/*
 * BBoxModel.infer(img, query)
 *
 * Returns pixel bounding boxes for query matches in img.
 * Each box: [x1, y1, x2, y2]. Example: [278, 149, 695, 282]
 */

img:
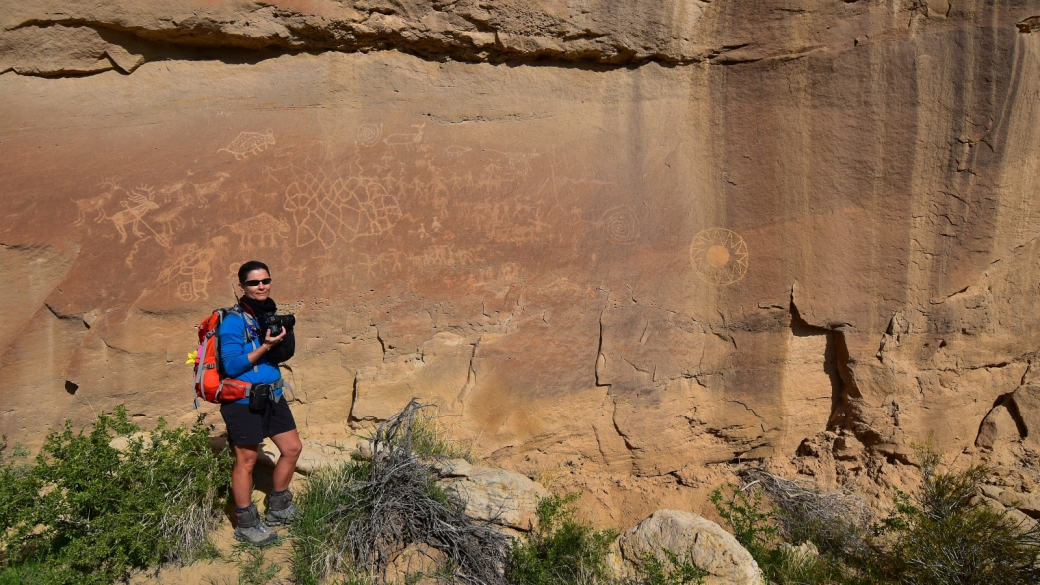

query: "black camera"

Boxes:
[265, 313, 296, 337]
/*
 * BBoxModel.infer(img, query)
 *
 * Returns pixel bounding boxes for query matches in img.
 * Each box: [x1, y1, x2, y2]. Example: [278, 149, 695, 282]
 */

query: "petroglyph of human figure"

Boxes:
[158, 238, 225, 301]
[109, 186, 160, 243]
[220, 130, 276, 160]
[228, 213, 291, 248]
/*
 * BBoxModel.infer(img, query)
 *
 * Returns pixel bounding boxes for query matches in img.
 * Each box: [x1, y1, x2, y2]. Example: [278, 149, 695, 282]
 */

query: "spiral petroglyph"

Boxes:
[690, 228, 748, 285]
[601, 206, 639, 244]
[358, 123, 381, 147]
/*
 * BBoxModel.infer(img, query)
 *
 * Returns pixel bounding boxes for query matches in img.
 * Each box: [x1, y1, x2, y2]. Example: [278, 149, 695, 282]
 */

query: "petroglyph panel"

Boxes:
[689, 228, 749, 285]
[13, 14, 1032, 526]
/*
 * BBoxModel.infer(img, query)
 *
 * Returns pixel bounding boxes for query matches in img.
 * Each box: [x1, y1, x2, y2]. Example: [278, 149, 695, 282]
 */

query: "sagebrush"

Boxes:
[0, 406, 231, 585]
[291, 400, 509, 585]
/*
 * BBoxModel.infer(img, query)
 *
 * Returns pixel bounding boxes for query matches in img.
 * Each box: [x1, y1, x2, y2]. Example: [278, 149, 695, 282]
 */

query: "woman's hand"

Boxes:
[247, 327, 287, 365]
[262, 327, 287, 349]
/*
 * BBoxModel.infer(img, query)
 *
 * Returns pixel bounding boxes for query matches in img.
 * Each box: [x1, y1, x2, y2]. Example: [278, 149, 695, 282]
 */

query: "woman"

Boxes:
[219, 260, 302, 546]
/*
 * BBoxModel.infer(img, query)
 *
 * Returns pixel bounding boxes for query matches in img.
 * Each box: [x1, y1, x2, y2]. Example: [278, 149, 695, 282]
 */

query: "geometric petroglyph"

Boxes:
[601, 206, 639, 245]
[282, 159, 403, 249]
[228, 212, 291, 248]
[358, 123, 382, 147]
[689, 228, 749, 285]
[219, 130, 275, 160]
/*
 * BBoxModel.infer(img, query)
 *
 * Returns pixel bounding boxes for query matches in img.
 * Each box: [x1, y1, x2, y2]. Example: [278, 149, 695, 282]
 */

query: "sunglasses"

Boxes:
[243, 278, 272, 287]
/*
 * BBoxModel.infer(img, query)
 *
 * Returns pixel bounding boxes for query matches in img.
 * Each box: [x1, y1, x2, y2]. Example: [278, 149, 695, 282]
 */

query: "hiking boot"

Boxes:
[266, 489, 297, 527]
[234, 503, 278, 547]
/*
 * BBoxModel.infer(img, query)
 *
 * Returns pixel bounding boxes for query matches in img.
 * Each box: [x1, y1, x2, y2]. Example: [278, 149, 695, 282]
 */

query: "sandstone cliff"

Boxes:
[3, 0, 1040, 524]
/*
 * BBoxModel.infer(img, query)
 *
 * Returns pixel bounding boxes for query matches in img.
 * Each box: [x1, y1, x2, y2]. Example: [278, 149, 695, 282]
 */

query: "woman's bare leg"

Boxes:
[231, 444, 259, 508]
[269, 429, 302, 492]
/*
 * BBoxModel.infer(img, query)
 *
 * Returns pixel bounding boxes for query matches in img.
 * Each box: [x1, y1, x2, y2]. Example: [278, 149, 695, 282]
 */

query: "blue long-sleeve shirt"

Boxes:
[218, 310, 283, 404]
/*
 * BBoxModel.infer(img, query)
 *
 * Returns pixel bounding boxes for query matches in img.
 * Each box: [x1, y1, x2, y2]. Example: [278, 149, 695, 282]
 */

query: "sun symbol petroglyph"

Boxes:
[219, 130, 275, 160]
[357, 123, 382, 147]
[690, 228, 748, 285]
[228, 213, 290, 248]
[600, 206, 639, 245]
[282, 158, 403, 249]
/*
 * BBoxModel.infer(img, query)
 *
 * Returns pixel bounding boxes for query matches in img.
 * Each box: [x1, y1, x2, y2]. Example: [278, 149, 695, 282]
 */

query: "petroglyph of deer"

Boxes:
[158, 170, 194, 203]
[74, 178, 122, 225]
[191, 172, 230, 205]
[109, 186, 159, 243]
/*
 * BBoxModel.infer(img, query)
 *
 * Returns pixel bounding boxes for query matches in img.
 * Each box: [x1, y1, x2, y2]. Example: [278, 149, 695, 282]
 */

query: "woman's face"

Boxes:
[240, 269, 272, 302]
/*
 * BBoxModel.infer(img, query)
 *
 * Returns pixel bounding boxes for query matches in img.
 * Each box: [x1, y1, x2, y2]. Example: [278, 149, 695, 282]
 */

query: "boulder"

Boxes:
[436, 459, 548, 530]
[609, 510, 764, 585]
[975, 404, 1020, 449]
[779, 541, 819, 565]
[994, 490, 1040, 520]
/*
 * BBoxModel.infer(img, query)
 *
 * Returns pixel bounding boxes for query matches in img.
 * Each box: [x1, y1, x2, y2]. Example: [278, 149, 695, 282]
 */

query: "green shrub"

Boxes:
[880, 451, 1040, 584]
[710, 483, 883, 585]
[508, 493, 617, 585]
[708, 485, 777, 559]
[631, 551, 706, 585]
[0, 406, 231, 585]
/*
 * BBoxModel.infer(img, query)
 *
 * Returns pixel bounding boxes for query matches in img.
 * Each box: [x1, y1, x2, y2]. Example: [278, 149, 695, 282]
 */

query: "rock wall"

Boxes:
[3, 0, 1040, 524]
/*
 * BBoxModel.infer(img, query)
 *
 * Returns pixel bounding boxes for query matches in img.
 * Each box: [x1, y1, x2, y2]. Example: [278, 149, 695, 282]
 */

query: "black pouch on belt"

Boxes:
[249, 383, 272, 410]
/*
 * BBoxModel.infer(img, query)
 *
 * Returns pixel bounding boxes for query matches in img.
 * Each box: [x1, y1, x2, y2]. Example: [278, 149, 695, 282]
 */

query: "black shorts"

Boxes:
[220, 399, 297, 446]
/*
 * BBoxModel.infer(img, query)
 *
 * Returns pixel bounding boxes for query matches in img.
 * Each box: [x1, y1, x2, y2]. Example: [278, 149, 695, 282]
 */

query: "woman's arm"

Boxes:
[219, 313, 286, 378]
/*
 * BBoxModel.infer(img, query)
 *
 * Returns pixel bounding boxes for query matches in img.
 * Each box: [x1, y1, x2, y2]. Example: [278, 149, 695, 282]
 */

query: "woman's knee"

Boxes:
[233, 446, 259, 468]
[271, 430, 303, 460]
[280, 439, 302, 460]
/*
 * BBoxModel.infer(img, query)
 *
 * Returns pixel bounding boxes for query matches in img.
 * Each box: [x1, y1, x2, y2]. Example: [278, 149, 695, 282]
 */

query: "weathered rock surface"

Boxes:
[436, 458, 548, 530]
[4, 0, 1040, 524]
[609, 509, 763, 585]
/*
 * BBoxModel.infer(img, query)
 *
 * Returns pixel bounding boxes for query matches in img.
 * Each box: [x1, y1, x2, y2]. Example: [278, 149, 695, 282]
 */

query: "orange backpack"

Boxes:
[192, 306, 255, 408]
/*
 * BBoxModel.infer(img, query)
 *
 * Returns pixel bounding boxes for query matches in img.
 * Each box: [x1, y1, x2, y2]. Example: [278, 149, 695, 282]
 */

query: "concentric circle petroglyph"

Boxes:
[357, 123, 381, 147]
[690, 228, 748, 285]
[602, 206, 639, 244]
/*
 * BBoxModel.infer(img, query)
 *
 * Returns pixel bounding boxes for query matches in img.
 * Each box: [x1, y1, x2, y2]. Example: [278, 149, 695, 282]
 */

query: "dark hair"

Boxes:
[238, 260, 270, 283]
